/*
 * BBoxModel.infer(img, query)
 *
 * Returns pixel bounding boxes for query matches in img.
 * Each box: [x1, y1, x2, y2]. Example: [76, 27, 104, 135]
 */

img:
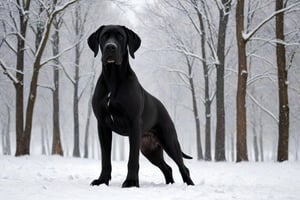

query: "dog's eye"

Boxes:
[101, 33, 109, 41]
[116, 33, 124, 40]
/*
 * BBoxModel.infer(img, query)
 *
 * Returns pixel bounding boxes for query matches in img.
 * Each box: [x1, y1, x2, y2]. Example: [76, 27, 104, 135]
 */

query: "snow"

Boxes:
[1, 156, 300, 200]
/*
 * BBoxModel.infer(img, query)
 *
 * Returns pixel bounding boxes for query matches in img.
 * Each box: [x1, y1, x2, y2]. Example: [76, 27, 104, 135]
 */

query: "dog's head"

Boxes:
[87, 25, 141, 65]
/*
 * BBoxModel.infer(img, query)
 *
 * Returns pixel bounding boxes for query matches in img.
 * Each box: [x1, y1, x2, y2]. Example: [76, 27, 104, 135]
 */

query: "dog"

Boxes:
[87, 25, 194, 188]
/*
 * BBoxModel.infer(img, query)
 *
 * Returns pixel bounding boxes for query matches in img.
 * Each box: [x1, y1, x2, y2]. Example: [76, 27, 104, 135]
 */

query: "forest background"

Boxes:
[0, 0, 300, 163]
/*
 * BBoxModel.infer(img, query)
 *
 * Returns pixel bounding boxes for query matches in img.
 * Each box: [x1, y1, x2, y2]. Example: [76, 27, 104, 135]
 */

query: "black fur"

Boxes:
[88, 25, 194, 188]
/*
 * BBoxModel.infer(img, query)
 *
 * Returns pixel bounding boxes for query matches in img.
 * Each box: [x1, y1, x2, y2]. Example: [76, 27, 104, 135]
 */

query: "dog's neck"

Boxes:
[102, 53, 133, 96]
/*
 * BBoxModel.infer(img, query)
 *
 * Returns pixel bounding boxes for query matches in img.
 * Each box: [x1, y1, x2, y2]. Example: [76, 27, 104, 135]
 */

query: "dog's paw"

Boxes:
[184, 177, 194, 186]
[122, 179, 139, 188]
[90, 178, 109, 186]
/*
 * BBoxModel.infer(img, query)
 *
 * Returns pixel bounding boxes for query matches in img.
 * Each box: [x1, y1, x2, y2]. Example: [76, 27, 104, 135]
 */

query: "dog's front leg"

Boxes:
[91, 123, 112, 186]
[122, 119, 142, 188]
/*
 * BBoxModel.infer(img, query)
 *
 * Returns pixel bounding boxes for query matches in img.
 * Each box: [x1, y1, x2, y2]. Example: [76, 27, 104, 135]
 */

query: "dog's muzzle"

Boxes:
[103, 42, 120, 65]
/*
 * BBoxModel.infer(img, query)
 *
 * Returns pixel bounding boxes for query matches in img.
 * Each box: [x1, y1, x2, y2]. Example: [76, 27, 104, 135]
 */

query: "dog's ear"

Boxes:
[123, 26, 141, 59]
[87, 26, 104, 57]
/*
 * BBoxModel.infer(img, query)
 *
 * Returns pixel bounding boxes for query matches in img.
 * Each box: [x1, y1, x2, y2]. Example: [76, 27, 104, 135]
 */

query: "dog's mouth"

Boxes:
[103, 53, 121, 65]
[106, 59, 116, 64]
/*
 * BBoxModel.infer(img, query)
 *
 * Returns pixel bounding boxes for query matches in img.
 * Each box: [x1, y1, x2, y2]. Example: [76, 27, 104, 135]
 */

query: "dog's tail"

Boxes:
[182, 152, 193, 159]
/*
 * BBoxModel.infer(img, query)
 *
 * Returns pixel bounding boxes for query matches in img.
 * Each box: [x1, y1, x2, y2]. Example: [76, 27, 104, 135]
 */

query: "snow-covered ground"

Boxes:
[0, 156, 299, 200]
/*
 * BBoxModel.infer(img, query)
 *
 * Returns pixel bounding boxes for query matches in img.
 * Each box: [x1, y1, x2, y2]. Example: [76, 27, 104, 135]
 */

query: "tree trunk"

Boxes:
[72, 38, 81, 158]
[259, 123, 264, 161]
[252, 120, 259, 162]
[84, 65, 95, 158]
[83, 112, 91, 158]
[186, 57, 203, 160]
[83, 110, 91, 158]
[51, 16, 63, 156]
[41, 126, 46, 155]
[215, 0, 231, 162]
[250, 87, 259, 162]
[84, 82, 94, 158]
[235, 0, 248, 162]
[4, 105, 11, 155]
[1, 105, 11, 155]
[72, 3, 84, 157]
[23, 63, 41, 154]
[276, 0, 289, 162]
[73, 61, 80, 157]
[1, 128, 4, 154]
[15, 0, 31, 156]
[294, 135, 299, 161]
[196, 5, 211, 161]
[231, 131, 235, 162]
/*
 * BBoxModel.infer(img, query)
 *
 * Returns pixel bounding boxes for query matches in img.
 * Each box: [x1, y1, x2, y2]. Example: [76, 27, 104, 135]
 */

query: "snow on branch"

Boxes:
[78, 78, 92, 101]
[34, 0, 79, 63]
[210, 90, 216, 102]
[158, 65, 191, 89]
[170, 83, 192, 92]
[40, 33, 86, 67]
[251, 37, 300, 47]
[176, 0, 202, 35]
[243, 2, 300, 41]
[52, 0, 79, 16]
[37, 83, 55, 91]
[36, 0, 51, 15]
[60, 62, 75, 84]
[247, 91, 278, 123]
[0, 58, 20, 85]
[247, 53, 276, 68]
[166, 68, 191, 79]
[174, 47, 206, 62]
[247, 71, 276, 87]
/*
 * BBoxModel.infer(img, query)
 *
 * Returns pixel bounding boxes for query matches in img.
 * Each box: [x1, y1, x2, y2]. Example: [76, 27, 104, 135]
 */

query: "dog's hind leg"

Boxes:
[140, 132, 174, 184]
[159, 124, 194, 186]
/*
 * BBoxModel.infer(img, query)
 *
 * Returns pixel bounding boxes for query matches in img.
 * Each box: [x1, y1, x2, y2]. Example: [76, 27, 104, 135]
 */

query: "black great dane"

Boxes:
[87, 25, 194, 188]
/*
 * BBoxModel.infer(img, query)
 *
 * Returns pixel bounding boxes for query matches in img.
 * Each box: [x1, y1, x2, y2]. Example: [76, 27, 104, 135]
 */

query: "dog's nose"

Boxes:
[104, 43, 117, 52]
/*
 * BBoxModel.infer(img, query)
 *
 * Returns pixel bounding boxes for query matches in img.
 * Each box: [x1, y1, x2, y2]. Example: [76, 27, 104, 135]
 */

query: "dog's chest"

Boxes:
[105, 92, 113, 121]
[103, 92, 130, 134]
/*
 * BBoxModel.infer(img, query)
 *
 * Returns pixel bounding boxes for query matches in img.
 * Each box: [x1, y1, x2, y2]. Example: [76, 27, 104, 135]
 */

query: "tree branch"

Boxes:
[0, 59, 20, 85]
[247, 91, 278, 123]
[40, 33, 86, 67]
[243, 1, 300, 41]
[60, 62, 75, 84]
[37, 83, 55, 91]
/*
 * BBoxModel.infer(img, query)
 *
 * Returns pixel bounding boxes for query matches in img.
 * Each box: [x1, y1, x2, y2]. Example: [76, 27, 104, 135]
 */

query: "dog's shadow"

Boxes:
[107, 181, 171, 188]
[141, 182, 171, 188]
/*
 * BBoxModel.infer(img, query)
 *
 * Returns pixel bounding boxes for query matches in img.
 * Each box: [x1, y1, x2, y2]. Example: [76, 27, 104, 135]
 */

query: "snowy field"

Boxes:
[0, 156, 300, 200]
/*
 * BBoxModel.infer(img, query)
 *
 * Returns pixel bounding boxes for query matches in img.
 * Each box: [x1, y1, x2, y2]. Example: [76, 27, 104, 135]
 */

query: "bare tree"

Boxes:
[214, 0, 232, 162]
[1, 104, 11, 155]
[24, 0, 79, 155]
[0, 0, 31, 156]
[65, 2, 88, 157]
[41, 124, 50, 155]
[186, 55, 203, 160]
[190, 0, 213, 161]
[276, 0, 289, 162]
[235, 0, 249, 162]
[145, 0, 224, 160]
[84, 61, 95, 158]
[0, 0, 79, 155]
[249, 87, 259, 162]
[234, 0, 300, 162]
[51, 3, 63, 156]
